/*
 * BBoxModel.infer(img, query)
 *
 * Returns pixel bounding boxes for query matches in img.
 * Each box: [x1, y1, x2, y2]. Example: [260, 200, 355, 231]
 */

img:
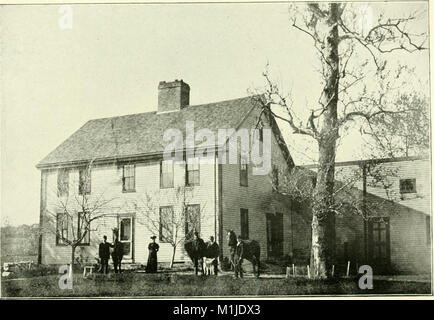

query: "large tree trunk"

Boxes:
[310, 3, 340, 279]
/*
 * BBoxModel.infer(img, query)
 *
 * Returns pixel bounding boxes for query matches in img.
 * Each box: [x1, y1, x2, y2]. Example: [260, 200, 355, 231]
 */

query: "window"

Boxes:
[160, 160, 174, 189]
[400, 179, 416, 194]
[186, 158, 200, 186]
[185, 204, 200, 240]
[159, 206, 174, 243]
[56, 212, 69, 245]
[79, 167, 91, 195]
[259, 126, 264, 142]
[240, 208, 249, 239]
[272, 165, 279, 188]
[57, 168, 69, 197]
[240, 155, 248, 186]
[119, 217, 133, 259]
[77, 212, 90, 245]
[426, 216, 431, 246]
[123, 164, 135, 192]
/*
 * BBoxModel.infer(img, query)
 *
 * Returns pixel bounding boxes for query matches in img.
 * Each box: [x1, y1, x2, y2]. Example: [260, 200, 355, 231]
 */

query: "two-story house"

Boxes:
[36, 80, 298, 266]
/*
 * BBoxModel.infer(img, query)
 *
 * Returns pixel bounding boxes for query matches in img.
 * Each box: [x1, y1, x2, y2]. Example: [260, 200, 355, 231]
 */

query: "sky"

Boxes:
[1, 2, 429, 226]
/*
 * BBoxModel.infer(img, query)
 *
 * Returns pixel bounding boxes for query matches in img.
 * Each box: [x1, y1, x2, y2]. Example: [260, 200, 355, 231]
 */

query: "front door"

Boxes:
[368, 217, 390, 273]
[119, 217, 134, 261]
[266, 212, 284, 258]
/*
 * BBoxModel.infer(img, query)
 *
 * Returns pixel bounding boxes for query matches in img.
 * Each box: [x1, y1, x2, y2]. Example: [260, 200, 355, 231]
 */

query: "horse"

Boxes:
[184, 237, 220, 275]
[227, 230, 261, 278]
[184, 237, 207, 275]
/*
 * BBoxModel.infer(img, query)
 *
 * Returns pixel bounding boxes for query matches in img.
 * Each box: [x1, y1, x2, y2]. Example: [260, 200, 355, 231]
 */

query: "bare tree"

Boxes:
[42, 161, 117, 267]
[361, 92, 429, 158]
[253, 3, 427, 278]
[134, 186, 206, 268]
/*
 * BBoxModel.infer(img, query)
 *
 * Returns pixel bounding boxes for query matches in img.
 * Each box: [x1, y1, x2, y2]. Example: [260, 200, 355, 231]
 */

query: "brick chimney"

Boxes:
[158, 80, 190, 113]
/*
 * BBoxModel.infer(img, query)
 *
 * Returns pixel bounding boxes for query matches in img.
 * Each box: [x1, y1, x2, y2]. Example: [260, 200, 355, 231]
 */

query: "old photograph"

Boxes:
[0, 1, 431, 298]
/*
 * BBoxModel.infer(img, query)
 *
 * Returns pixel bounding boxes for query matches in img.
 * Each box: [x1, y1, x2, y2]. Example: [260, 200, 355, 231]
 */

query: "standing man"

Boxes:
[111, 229, 124, 274]
[234, 235, 244, 278]
[192, 231, 205, 275]
[206, 236, 220, 275]
[98, 235, 111, 274]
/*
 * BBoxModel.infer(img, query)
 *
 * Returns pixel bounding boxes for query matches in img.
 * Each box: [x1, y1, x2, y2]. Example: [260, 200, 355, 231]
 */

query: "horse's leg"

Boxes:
[256, 256, 260, 278]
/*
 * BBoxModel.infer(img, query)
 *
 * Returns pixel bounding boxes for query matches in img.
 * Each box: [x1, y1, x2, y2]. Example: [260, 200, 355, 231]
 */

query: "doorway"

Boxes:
[266, 212, 284, 258]
[368, 217, 390, 272]
[118, 216, 134, 261]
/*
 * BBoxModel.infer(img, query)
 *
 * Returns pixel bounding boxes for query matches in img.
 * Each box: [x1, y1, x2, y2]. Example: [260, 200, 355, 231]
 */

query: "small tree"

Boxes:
[135, 186, 206, 268]
[42, 161, 117, 267]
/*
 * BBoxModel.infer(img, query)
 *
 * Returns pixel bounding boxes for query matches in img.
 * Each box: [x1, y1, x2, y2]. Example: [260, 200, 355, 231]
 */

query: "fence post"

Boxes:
[346, 261, 350, 277]
[307, 265, 311, 279]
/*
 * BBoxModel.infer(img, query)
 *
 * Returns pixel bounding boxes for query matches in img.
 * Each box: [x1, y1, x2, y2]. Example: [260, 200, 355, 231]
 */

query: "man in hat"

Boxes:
[111, 229, 124, 274]
[98, 235, 111, 274]
[206, 236, 220, 275]
[146, 235, 159, 273]
[234, 235, 245, 278]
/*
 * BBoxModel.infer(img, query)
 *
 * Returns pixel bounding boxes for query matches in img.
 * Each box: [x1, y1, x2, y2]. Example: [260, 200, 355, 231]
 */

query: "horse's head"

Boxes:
[227, 230, 237, 247]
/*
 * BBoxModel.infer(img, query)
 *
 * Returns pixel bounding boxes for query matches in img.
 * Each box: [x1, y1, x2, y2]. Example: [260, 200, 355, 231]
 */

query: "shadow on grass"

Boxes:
[2, 272, 431, 297]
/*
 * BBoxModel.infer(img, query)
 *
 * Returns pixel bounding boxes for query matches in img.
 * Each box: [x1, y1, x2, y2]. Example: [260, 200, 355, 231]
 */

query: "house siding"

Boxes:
[320, 158, 431, 274]
[40, 158, 217, 265]
[219, 109, 295, 260]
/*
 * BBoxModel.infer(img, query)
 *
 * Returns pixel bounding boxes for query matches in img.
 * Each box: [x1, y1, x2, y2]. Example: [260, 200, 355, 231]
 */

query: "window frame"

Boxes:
[240, 208, 249, 240]
[239, 155, 248, 187]
[77, 211, 90, 246]
[57, 168, 69, 197]
[399, 178, 416, 194]
[56, 212, 69, 246]
[78, 167, 91, 195]
[185, 204, 201, 240]
[272, 165, 279, 189]
[185, 158, 200, 187]
[159, 206, 174, 243]
[122, 164, 136, 192]
[160, 160, 174, 189]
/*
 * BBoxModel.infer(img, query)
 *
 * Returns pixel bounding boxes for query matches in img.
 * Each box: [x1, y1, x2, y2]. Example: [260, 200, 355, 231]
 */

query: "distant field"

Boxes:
[1, 255, 38, 264]
[2, 272, 430, 297]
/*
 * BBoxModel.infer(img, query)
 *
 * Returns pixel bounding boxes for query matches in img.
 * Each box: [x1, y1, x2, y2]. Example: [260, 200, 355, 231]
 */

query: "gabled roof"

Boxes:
[38, 95, 288, 168]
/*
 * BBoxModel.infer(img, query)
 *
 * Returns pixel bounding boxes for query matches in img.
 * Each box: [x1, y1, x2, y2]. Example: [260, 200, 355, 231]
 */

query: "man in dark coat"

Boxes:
[98, 235, 111, 274]
[111, 231, 124, 274]
[206, 236, 220, 275]
[192, 231, 205, 275]
[234, 235, 245, 278]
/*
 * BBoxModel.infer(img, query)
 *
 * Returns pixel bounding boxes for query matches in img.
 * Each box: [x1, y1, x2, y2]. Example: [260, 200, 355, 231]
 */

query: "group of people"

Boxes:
[98, 233, 124, 274]
[98, 233, 160, 274]
[98, 230, 245, 277]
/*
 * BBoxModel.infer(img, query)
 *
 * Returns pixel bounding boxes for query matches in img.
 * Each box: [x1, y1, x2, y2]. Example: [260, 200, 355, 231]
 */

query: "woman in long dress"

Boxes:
[146, 235, 159, 273]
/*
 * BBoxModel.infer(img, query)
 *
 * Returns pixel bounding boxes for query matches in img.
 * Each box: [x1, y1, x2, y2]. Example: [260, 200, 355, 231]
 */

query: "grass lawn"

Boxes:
[2, 272, 431, 297]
